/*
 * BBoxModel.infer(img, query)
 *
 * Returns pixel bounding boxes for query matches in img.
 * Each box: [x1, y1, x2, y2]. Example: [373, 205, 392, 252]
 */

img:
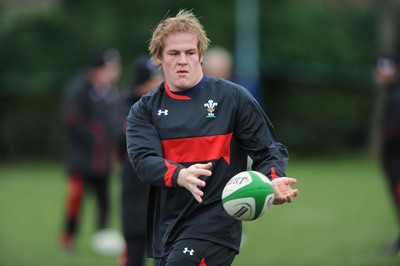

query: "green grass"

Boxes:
[0, 153, 399, 266]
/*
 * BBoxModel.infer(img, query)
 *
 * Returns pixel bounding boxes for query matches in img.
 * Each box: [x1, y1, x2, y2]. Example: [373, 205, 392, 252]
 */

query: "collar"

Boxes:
[164, 76, 210, 100]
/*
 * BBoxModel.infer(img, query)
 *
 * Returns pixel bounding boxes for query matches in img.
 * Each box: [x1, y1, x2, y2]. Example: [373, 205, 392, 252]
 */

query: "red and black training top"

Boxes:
[126, 76, 288, 259]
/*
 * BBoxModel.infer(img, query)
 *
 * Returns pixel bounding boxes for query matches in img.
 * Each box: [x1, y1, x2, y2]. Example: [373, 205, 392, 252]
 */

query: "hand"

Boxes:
[177, 162, 212, 203]
[271, 177, 298, 205]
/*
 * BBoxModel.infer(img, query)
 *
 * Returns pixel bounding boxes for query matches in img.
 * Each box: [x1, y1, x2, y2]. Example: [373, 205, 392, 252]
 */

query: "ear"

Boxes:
[154, 56, 162, 65]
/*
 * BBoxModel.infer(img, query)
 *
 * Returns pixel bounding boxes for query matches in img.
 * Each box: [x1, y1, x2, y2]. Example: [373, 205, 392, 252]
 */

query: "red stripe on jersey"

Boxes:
[123, 120, 128, 133]
[271, 167, 278, 180]
[161, 133, 232, 165]
[199, 257, 206, 266]
[164, 160, 177, 187]
[165, 82, 191, 100]
[66, 175, 83, 218]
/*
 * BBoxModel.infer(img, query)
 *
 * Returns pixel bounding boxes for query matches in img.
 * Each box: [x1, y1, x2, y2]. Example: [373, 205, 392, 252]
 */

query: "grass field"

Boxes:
[0, 152, 399, 266]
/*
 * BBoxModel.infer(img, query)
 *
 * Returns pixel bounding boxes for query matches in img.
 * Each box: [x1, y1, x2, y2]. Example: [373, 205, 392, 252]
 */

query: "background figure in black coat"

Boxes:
[117, 55, 164, 266]
[59, 49, 121, 251]
[373, 55, 400, 255]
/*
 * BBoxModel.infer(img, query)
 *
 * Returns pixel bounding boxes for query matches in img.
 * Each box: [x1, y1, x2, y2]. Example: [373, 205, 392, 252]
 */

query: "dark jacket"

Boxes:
[116, 89, 148, 236]
[63, 70, 117, 177]
[380, 79, 400, 174]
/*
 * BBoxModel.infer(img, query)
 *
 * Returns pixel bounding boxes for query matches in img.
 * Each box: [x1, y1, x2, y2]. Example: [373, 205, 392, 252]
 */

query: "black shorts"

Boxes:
[154, 239, 237, 266]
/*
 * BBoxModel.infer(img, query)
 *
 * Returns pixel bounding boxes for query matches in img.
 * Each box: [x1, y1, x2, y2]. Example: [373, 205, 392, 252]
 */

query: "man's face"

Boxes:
[156, 32, 203, 92]
[90, 61, 121, 93]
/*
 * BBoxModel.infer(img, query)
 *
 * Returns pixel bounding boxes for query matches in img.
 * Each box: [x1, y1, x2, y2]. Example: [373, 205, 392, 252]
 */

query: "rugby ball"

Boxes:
[222, 170, 274, 221]
[91, 229, 124, 256]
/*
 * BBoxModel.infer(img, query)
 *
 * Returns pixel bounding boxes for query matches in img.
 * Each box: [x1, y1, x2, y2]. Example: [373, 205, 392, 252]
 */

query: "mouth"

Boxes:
[177, 70, 188, 75]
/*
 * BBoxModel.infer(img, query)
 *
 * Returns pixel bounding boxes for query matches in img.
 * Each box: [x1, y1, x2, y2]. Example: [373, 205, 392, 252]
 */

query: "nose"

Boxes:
[178, 53, 188, 65]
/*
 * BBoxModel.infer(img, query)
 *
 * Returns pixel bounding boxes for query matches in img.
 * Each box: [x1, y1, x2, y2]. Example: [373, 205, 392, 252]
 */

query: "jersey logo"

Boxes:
[183, 247, 194, 255]
[204, 99, 218, 118]
[157, 109, 168, 116]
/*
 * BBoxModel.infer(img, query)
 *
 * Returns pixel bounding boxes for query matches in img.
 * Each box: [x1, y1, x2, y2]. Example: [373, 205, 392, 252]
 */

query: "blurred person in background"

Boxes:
[116, 55, 164, 266]
[59, 49, 121, 251]
[203, 46, 233, 80]
[203, 46, 254, 171]
[126, 10, 298, 265]
[373, 55, 400, 255]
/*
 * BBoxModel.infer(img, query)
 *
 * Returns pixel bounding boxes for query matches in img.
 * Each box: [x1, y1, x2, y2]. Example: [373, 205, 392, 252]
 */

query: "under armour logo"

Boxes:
[157, 109, 168, 115]
[183, 247, 194, 255]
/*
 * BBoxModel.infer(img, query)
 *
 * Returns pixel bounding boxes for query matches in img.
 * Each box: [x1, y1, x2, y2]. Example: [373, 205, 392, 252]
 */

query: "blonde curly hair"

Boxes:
[149, 9, 210, 64]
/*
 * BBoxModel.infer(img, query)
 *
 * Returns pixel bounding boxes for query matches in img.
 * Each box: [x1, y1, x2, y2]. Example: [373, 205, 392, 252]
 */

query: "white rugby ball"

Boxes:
[222, 170, 274, 221]
[91, 229, 124, 256]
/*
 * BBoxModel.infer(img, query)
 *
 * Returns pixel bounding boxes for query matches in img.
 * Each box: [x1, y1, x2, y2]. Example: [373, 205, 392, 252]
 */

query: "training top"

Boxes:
[126, 76, 289, 259]
[63, 70, 118, 177]
[379, 79, 400, 173]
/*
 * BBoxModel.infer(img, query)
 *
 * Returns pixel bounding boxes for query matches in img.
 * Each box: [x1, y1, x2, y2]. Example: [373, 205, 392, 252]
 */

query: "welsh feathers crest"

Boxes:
[204, 99, 218, 118]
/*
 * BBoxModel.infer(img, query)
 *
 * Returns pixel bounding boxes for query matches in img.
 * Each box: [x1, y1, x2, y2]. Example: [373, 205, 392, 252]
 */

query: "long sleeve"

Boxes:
[126, 98, 184, 188]
[234, 87, 289, 179]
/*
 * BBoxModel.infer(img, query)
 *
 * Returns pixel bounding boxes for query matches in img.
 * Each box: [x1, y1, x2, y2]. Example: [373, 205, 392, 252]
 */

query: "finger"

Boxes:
[197, 180, 206, 187]
[194, 165, 213, 177]
[272, 190, 284, 205]
[284, 177, 297, 185]
[286, 195, 293, 203]
[193, 193, 203, 203]
[285, 188, 299, 202]
[190, 177, 206, 187]
[191, 187, 204, 203]
[194, 189, 204, 198]
[273, 199, 284, 205]
[188, 181, 204, 195]
[194, 162, 213, 170]
[197, 169, 212, 177]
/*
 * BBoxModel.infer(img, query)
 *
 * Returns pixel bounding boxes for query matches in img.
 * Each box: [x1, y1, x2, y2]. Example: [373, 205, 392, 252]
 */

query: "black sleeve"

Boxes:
[126, 98, 184, 187]
[234, 87, 289, 178]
